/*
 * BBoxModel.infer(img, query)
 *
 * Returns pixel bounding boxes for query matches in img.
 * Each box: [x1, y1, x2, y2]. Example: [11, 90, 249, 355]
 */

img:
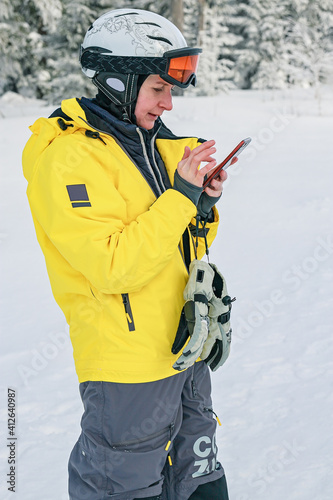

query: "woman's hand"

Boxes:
[177, 140, 217, 188]
[204, 169, 228, 198]
[204, 156, 237, 197]
[177, 140, 234, 198]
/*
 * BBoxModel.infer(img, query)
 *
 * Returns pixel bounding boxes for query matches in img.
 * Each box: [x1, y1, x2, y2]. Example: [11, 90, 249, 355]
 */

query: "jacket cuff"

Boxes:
[173, 170, 202, 207]
[197, 191, 222, 220]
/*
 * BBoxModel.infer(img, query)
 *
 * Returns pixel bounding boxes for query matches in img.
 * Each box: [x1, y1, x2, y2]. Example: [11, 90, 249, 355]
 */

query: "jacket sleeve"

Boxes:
[27, 137, 197, 295]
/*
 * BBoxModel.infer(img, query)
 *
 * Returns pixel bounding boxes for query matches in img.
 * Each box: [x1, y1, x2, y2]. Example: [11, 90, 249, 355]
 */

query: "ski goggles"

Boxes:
[80, 46, 202, 88]
[158, 48, 202, 88]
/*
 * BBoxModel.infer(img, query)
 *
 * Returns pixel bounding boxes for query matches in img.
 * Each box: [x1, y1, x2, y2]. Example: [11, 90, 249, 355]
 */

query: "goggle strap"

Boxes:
[81, 48, 167, 75]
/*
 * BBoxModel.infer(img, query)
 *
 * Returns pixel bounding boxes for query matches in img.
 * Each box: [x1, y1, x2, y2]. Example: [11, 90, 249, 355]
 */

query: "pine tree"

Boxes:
[284, 0, 333, 89]
[223, 0, 261, 89]
[39, 0, 104, 104]
[0, 0, 62, 97]
[226, 0, 333, 90]
[188, 0, 238, 95]
[226, 0, 292, 90]
[251, 0, 291, 89]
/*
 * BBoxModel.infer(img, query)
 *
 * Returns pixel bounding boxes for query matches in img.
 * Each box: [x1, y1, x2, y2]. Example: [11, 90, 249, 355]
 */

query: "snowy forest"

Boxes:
[0, 0, 333, 102]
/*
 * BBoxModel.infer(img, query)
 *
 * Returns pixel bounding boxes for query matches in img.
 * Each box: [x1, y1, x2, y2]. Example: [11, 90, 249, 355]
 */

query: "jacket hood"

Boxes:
[22, 98, 94, 184]
[22, 97, 181, 195]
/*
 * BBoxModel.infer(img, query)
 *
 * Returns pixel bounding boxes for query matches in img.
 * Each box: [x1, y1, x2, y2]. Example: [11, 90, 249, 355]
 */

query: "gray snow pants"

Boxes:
[68, 361, 226, 500]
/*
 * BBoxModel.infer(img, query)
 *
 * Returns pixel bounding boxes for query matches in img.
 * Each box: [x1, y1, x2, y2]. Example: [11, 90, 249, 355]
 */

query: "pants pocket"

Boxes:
[76, 424, 174, 498]
[110, 422, 174, 453]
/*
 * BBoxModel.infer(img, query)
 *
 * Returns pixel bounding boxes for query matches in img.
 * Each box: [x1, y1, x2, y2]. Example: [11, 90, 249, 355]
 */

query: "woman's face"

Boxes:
[135, 75, 174, 130]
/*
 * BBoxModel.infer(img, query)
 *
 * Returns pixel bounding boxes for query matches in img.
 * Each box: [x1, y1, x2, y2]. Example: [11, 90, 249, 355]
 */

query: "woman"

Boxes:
[22, 8, 230, 500]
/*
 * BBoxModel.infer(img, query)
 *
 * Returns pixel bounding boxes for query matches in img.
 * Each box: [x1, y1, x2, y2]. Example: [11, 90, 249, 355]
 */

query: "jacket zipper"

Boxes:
[136, 127, 165, 196]
[121, 293, 135, 332]
[150, 131, 167, 192]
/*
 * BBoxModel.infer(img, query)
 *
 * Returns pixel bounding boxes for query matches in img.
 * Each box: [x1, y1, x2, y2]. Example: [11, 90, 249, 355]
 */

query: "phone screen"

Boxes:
[203, 137, 252, 188]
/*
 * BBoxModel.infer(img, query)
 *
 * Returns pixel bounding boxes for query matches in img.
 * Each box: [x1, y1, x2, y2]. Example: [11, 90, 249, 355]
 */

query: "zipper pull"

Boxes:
[165, 422, 174, 451]
[204, 407, 222, 426]
[214, 412, 222, 427]
[165, 423, 174, 466]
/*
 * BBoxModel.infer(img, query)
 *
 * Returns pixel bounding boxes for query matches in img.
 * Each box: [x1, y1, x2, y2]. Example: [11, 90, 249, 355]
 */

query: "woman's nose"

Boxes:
[160, 90, 173, 111]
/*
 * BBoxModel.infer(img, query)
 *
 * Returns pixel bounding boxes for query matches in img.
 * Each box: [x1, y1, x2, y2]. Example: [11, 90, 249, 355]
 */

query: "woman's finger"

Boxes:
[186, 140, 216, 161]
[196, 159, 217, 178]
[182, 145, 191, 161]
[190, 144, 216, 160]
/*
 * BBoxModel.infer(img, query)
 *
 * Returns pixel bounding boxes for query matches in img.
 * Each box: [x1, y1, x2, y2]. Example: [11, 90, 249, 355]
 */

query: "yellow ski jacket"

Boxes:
[22, 97, 220, 383]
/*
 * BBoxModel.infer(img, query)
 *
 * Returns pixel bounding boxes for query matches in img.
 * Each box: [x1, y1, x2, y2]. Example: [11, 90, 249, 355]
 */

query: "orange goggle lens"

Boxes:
[167, 54, 200, 84]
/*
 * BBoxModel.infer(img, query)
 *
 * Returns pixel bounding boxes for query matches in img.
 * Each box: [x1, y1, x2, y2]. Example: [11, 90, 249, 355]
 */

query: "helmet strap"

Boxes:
[93, 72, 141, 123]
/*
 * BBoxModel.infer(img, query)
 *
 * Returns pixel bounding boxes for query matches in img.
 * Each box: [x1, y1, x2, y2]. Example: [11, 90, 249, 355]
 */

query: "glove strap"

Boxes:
[194, 215, 210, 262]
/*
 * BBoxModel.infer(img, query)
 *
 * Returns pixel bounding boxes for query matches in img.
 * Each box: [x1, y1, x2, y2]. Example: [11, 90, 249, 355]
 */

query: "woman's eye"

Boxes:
[153, 87, 163, 92]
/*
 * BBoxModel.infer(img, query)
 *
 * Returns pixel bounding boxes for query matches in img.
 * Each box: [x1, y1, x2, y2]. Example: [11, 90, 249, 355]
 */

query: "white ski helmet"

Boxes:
[80, 8, 201, 88]
[79, 9, 201, 121]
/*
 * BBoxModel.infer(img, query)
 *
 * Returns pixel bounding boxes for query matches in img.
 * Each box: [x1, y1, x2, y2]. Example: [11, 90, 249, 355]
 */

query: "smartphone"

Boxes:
[203, 137, 252, 188]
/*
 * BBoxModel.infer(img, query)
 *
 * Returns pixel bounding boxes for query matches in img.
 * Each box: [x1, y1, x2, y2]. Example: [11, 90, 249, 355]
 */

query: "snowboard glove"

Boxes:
[172, 259, 215, 372]
[200, 264, 234, 371]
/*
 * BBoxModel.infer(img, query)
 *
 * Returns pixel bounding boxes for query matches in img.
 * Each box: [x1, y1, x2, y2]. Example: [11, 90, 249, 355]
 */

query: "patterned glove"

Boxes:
[172, 260, 214, 371]
[200, 264, 234, 371]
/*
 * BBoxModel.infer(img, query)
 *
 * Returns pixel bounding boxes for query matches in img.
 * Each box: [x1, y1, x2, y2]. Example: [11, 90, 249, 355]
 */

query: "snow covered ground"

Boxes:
[0, 87, 332, 500]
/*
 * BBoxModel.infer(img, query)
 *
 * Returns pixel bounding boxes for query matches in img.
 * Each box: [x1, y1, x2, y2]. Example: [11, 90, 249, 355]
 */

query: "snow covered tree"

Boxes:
[0, 0, 61, 97]
[0, 0, 25, 94]
[225, 0, 292, 89]
[38, 0, 105, 103]
[250, 0, 291, 89]
[187, 0, 238, 95]
[0, 1, 114, 102]
[226, 0, 333, 90]
[284, 0, 333, 89]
